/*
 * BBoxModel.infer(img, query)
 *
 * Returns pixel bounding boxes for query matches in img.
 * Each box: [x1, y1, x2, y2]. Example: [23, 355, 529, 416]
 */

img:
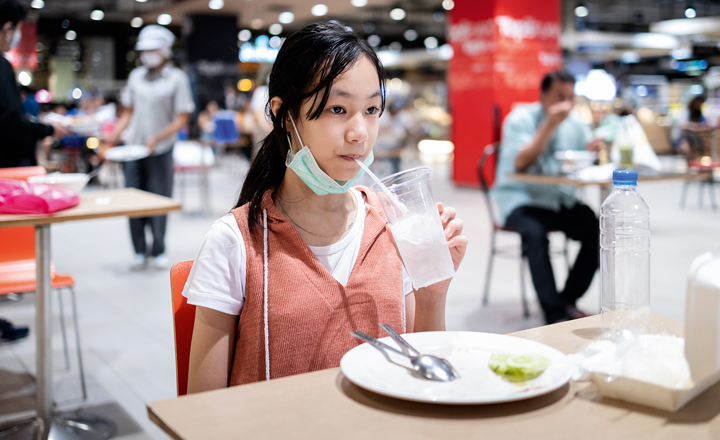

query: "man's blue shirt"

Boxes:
[490, 103, 591, 225]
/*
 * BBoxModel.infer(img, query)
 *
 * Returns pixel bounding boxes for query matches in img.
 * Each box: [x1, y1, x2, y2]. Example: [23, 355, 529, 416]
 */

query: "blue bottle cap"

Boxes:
[613, 169, 638, 186]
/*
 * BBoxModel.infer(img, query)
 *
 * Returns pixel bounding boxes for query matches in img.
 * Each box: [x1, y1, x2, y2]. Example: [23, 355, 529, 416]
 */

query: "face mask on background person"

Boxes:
[140, 50, 164, 68]
[285, 113, 374, 196]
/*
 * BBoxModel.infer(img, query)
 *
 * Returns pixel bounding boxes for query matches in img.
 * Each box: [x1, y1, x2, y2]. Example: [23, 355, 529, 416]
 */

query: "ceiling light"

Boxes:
[90, 9, 104, 21]
[433, 11, 444, 22]
[208, 0, 224, 10]
[685, 7, 696, 18]
[390, 8, 406, 20]
[269, 23, 283, 35]
[18, 71, 32, 86]
[351, 0, 367, 6]
[135, 0, 147, 2]
[238, 29, 252, 41]
[424, 36, 438, 49]
[251, 18, 263, 29]
[403, 29, 417, 41]
[442, 0, 454, 10]
[31, 0, 44, 9]
[269, 36, 282, 48]
[131, 17, 143, 28]
[575, 5, 589, 17]
[62, 19, 70, 29]
[65, 30, 77, 41]
[367, 35, 381, 46]
[311, 4, 328, 16]
[157, 14, 172, 25]
[72, 88, 82, 100]
[278, 12, 294, 24]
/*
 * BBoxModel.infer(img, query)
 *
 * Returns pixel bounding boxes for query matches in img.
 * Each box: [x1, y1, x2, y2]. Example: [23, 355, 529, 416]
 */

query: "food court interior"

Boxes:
[2, 0, 720, 438]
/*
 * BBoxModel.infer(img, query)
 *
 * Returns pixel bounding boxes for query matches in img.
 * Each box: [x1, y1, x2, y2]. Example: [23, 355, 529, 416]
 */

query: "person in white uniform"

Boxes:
[109, 25, 195, 270]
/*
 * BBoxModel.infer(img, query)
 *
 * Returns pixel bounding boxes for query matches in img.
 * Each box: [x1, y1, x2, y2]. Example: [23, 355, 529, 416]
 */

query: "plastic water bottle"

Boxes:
[600, 170, 650, 332]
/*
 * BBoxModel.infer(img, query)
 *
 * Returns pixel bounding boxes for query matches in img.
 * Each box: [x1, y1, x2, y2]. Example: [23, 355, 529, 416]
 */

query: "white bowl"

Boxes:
[28, 173, 90, 193]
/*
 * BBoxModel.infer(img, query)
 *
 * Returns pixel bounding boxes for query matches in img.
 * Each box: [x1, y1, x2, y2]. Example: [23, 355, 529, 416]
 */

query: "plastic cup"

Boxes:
[372, 167, 455, 288]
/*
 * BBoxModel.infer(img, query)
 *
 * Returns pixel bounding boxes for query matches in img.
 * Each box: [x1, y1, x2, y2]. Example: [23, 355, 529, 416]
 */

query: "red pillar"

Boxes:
[448, 0, 561, 186]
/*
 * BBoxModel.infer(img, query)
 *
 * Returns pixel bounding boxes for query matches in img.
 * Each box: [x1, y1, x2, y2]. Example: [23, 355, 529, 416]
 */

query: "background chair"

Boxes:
[0, 166, 86, 399]
[680, 159, 718, 211]
[170, 260, 195, 396]
[477, 143, 569, 318]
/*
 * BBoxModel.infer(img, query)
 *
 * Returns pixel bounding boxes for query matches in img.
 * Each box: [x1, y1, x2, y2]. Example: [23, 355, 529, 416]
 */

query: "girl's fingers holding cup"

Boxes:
[444, 218, 464, 239]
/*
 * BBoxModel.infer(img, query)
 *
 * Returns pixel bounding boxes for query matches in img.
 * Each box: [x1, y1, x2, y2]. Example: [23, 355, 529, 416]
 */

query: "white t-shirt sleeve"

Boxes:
[182, 215, 246, 315]
[402, 265, 413, 296]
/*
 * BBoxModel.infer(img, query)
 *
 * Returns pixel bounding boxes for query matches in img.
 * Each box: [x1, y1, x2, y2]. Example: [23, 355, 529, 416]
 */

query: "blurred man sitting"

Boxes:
[491, 70, 601, 324]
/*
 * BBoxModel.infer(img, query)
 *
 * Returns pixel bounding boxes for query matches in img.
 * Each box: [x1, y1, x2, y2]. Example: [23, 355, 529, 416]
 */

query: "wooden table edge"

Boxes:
[147, 405, 184, 440]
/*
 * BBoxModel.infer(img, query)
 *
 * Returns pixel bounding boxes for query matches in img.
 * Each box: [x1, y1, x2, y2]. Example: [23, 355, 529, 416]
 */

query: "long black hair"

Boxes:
[235, 21, 387, 234]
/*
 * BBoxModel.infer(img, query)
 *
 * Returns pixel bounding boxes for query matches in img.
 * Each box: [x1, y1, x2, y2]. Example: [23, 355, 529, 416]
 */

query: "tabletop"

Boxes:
[147, 315, 720, 440]
[506, 171, 705, 187]
[0, 188, 182, 228]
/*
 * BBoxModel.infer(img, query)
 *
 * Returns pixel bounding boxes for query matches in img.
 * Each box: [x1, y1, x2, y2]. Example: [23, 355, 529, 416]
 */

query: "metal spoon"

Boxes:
[350, 331, 459, 382]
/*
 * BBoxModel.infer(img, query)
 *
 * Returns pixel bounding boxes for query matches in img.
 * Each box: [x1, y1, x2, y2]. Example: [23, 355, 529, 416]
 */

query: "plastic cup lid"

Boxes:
[613, 169, 638, 185]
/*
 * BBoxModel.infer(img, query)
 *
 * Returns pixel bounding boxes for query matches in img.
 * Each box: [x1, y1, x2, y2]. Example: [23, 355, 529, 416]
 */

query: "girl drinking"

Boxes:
[184, 22, 467, 393]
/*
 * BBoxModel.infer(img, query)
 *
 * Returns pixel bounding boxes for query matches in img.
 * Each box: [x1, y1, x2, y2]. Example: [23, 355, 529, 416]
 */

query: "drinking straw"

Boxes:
[354, 158, 409, 215]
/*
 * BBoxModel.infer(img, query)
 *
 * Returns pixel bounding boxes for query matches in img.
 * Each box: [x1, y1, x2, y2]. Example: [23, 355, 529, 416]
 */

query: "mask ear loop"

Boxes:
[287, 112, 305, 152]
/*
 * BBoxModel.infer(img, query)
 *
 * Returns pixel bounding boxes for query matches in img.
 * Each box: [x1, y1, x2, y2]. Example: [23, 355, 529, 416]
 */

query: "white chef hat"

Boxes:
[135, 25, 175, 51]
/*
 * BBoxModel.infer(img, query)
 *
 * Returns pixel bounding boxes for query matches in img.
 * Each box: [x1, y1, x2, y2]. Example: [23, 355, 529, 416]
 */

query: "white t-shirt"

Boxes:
[182, 189, 413, 315]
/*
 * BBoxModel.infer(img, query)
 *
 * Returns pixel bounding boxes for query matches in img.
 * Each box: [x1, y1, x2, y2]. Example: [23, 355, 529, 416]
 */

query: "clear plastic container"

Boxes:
[600, 169, 650, 332]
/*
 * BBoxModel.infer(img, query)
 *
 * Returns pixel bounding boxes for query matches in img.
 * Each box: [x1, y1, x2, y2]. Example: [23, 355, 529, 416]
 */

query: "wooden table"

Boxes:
[507, 171, 705, 203]
[0, 188, 181, 439]
[147, 315, 720, 440]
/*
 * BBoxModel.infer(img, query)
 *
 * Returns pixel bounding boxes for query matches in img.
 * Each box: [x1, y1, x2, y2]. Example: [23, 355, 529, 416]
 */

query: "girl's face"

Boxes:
[293, 56, 382, 182]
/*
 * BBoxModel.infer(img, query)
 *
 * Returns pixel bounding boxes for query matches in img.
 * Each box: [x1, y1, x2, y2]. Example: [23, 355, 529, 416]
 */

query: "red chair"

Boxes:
[0, 166, 86, 399]
[170, 260, 195, 396]
[477, 143, 569, 318]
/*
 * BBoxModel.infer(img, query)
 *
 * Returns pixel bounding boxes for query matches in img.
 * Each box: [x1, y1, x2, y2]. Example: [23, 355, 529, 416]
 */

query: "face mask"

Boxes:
[8, 28, 20, 50]
[140, 51, 164, 68]
[285, 113, 374, 196]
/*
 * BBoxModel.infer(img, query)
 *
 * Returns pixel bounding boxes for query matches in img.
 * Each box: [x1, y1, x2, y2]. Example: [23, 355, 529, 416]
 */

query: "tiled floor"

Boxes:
[0, 152, 718, 438]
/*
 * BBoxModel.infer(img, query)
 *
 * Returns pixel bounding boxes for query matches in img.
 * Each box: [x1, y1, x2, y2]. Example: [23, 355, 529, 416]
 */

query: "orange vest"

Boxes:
[229, 187, 405, 386]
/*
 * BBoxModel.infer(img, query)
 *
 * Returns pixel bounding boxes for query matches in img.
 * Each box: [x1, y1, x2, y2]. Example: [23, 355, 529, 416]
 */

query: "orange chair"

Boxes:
[170, 260, 195, 396]
[0, 166, 86, 399]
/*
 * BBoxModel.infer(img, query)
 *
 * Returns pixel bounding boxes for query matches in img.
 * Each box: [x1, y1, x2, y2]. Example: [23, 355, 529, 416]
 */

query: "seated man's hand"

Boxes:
[586, 137, 603, 152]
[545, 101, 574, 128]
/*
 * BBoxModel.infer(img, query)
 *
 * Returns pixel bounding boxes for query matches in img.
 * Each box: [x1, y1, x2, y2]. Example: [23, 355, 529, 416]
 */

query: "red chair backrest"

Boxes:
[170, 260, 195, 396]
[0, 167, 46, 263]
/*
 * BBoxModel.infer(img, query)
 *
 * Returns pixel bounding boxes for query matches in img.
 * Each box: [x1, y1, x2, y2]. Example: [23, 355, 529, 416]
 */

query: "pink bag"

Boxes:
[0, 179, 80, 214]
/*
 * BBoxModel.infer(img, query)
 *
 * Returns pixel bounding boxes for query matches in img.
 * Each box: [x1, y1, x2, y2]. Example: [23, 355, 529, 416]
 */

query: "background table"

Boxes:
[0, 188, 181, 439]
[147, 315, 720, 440]
[507, 171, 704, 204]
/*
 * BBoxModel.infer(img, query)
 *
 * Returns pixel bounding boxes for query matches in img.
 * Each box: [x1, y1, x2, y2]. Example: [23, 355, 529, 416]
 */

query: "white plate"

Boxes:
[104, 145, 151, 162]
[340, 331, 572, 405]
[28, 173, 89, 193]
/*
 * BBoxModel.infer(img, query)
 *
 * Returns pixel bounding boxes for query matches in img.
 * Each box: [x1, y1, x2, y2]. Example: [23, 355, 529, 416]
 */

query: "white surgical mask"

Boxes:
[8, 28, 20, 50]
[140, 51, 164, 68]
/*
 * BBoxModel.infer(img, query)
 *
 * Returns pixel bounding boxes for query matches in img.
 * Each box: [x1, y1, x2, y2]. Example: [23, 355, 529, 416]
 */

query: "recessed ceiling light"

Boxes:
[404, 29, 417, 41]
[208, 0, 224, 10]
[278, 12, 294, 24]
[390, 8, 406, 20]
[30, 0, 44, 9]
[238, 29, 252, 41]
[351, 0, 367, 7]
[424, 36, 438, 49]
[65, 30, 77, 41]
[90, 9, 104, 20]
[131, 17, 143, 28]
[269, 23, 283, 35]
[157, 14, 172, 25]
[311, 4, 328, 16]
